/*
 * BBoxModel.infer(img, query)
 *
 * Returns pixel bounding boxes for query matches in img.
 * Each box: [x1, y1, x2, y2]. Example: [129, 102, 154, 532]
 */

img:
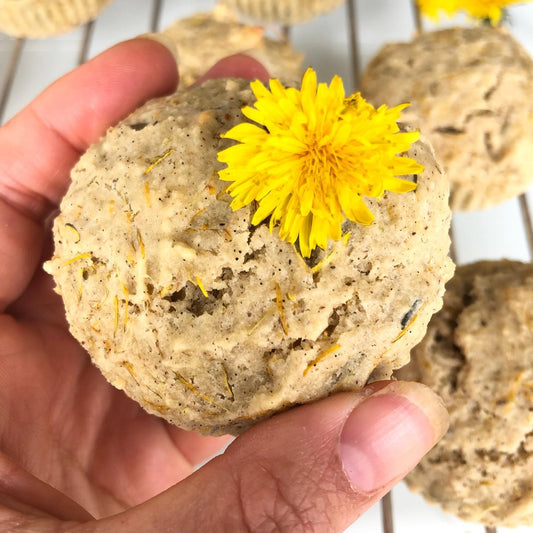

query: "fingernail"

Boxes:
[138, 33, 179, 63]
[339, 381, 449, 493]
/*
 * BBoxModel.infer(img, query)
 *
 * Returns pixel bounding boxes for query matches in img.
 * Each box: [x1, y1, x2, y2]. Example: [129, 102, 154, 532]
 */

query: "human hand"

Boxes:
[0, 38, 448, 532]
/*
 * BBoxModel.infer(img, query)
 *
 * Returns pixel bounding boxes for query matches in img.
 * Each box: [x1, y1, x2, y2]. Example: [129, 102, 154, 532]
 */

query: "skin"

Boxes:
[0, 38, 447, 532]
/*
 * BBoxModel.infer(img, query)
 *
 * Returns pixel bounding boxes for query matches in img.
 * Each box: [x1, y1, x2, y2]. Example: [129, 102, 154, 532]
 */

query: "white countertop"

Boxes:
[1, 1, 532, 532]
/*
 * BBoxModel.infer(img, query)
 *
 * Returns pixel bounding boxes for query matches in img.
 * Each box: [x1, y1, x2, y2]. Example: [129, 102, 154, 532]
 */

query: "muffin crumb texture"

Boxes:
[400, 260, 533, 527]
[45, 78, 453, 435]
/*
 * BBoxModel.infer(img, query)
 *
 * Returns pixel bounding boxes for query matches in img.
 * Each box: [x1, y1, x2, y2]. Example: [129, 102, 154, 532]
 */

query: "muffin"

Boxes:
[44, 75, 453, 436]
[161, 8, 303, 86]
[361, 27, 533, 211]
[0, 0, 113, 38]
[400, 260, 533, 527]
[217, 0, 346, 25]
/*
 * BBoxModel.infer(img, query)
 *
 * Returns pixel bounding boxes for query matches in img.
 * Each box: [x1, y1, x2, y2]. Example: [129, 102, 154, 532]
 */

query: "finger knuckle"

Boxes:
[230, 457, 341, 533]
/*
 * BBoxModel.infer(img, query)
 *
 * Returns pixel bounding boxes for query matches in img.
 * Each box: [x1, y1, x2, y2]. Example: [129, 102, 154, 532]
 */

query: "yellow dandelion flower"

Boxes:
[217, 68, 423, 258]
[416, 0, 531, 24]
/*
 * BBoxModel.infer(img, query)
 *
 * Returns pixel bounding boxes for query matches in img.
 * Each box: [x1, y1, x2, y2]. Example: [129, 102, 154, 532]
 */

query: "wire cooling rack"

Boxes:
[1, 1, 532, 531]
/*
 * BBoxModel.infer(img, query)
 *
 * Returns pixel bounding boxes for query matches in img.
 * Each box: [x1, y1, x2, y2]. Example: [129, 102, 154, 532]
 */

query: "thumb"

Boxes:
[94, 381, 448, 532]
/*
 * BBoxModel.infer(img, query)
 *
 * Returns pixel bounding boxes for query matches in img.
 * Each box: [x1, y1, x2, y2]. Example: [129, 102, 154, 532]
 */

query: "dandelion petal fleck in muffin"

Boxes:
[45, 70, 453, 435]
[362, 26, 533, 211]
[399, 260, 533, 527]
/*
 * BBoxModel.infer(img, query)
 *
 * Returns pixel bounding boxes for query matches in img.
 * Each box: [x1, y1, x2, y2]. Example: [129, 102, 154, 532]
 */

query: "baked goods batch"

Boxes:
[29, 0, 533, 527]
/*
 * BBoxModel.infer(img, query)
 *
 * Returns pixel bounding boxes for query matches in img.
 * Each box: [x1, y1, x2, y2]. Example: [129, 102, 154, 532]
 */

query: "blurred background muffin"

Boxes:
[398, 260, 533, 527]
[216, 0, 346, 25]
[0, 0, 114, 38]
[161, 7, 303, 86]
[362, 26, 533, 211]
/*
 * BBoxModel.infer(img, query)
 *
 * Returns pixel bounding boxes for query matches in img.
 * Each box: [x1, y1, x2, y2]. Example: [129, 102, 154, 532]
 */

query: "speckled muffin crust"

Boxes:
[361, 27, 533, 211]
[45, 77, 453, 435]
[399, 260, 533, 527]
[217, 0, 345, 25]
[0, 0, 113, 38]
[161, 9, 303, 86]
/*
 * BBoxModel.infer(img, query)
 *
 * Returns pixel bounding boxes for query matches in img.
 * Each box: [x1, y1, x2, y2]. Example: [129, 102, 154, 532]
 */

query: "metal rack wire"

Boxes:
[0, 1, 532, 531]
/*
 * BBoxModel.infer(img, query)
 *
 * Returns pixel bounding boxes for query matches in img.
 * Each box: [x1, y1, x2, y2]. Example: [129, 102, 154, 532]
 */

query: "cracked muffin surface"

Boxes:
[44, 78, 453, 435]
[399, 260, 533, 527]
[361, 27, 533, 211]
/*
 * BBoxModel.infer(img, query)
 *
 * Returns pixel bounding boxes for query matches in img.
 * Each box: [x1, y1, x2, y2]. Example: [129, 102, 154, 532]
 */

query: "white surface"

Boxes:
[1, 0, 532, 531]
